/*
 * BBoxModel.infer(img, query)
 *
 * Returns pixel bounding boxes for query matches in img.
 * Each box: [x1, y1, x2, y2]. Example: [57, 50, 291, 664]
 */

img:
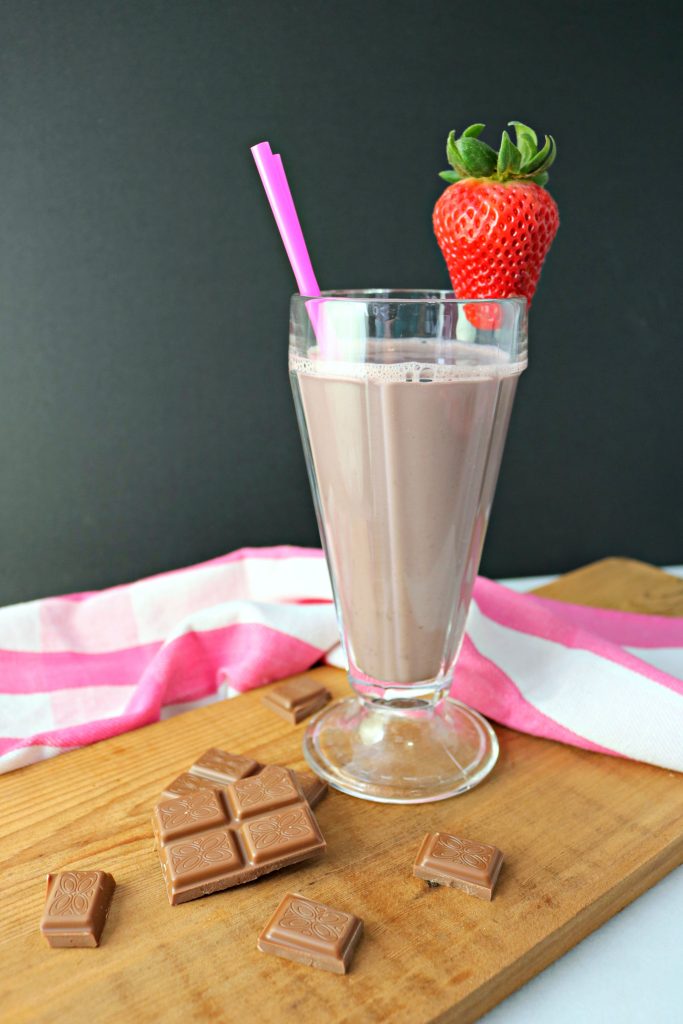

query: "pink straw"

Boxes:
[251, 140, 339, 354]
[250, 141, 320, 297]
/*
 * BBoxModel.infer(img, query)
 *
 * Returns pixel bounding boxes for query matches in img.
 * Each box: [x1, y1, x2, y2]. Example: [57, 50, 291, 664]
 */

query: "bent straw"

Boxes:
[250, 141, 329, 347]
[250, 141, 320, 297]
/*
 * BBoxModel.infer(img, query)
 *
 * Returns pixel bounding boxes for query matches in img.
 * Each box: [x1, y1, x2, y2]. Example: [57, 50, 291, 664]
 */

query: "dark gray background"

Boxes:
[0, 0, 681, 604]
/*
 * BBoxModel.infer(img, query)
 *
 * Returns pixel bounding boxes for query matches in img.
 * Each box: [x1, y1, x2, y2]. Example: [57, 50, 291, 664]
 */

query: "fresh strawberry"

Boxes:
[433, 122, 559, 327]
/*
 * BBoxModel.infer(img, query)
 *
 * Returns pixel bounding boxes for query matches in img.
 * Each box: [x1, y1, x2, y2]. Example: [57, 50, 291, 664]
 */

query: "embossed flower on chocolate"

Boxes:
[170, 832, 234, 874]
[432, 835, 491, 867]
[160, 790, 220, 828]
[235, 768, 294, 808]
[248, 810, 311, 849]
[280, 898, 349, 940]
[49, 872, 98, 916]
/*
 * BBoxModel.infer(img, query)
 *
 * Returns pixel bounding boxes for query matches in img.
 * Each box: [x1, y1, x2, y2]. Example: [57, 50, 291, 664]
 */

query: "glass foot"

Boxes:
[302, 696, 499, 804]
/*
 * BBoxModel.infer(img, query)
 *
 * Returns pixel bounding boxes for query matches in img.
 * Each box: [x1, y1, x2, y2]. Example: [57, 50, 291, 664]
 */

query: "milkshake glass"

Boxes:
[290, 291, 527, 803]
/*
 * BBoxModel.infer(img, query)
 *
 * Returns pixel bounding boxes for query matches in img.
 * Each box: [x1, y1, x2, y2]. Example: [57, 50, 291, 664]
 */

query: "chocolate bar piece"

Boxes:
[257, 892, 363, 974]
[162, 771, 223, 800]
[189, 747, 260, 784]
[153, 766, 326, 905]
[413, 832, 504, 900]
[296, 771, 328, 809]
[162, 750, 328, 810]
[261, 676, 331, 724]
[40, 871, 116, 947]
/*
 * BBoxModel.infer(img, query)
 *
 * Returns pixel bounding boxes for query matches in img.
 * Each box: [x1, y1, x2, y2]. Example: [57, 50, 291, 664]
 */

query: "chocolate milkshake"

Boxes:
[291, 343, 524, 686]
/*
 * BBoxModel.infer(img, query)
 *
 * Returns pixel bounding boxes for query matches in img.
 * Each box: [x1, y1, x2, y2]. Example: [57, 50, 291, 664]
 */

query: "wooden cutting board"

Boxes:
[2, 558, 682, 1024]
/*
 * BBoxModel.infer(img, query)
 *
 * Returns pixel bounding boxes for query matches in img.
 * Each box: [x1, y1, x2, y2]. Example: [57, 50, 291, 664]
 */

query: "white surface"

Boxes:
[479, 568, 683, 1023]
[481, 868, 683, 1024]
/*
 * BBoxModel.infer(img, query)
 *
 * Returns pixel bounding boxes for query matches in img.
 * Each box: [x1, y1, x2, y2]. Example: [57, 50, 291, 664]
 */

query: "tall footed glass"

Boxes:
[290, 291, 527, 803]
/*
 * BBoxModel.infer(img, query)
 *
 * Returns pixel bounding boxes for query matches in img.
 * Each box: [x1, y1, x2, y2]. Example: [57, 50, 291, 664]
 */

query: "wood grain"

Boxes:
[532, 556, 683, 614]
[1, 558, 682, 1024]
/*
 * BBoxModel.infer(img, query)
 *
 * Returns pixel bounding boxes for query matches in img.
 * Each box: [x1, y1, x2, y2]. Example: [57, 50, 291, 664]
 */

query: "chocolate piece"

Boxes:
[154, 788, 227, 843]
[413, 832, 504, 900]
[227, 765, 303, 820]
[257, 892, 363, 974]
[153, 766, 326, 905]
[40, 871, 116, 947]
[162, 771, 224, 800]
[162, 751, 328, 811]
[189, 748, 260, 785]
[296, 771, 328, 809]
[261, 676, 332, 724]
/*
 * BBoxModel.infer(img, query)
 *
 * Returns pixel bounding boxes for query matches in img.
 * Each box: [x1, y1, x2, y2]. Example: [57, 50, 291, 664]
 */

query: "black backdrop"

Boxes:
[0, 0, 681, 604]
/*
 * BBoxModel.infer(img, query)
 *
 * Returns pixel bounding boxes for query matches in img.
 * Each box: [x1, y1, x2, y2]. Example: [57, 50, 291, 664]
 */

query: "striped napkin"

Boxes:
[1, 547, 681, 775]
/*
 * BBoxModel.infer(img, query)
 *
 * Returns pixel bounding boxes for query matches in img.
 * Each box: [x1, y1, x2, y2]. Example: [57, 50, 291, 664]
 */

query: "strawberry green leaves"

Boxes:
[461, 123, 485, 139]
[446, 131, 469, 177]
[508, 121, 537, 164]
[520, 134, 556, 175]
[440, 120, 556, 187]
[438, 170, 462, 184]
[445, 129, 497, 179]
[458, 137, 498, 176]
[497, 131, 522, 176]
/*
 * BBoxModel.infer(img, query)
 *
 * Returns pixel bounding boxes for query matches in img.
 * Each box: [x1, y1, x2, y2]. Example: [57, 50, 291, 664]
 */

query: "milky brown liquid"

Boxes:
[291, 349, 522, 685]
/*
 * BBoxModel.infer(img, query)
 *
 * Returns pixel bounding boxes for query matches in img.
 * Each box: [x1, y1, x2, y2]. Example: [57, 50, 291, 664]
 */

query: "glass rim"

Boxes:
[293, 289, 527, 307]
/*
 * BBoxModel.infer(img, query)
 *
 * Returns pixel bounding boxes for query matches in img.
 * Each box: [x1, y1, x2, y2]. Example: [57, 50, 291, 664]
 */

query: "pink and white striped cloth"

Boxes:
[1, 546, 681, 775]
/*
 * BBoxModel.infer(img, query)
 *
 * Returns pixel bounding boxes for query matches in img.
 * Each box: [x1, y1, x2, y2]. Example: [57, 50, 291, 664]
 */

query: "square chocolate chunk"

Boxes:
[153, 789, 228, 845]
[258, 893, 363, 974]
[227, 765, 302, 820]
[41, 871, 116, 947]
[240, 805, 322, 866]
[261, 676, 331, 724]
[163, 828, 242, 896]
[413, 832, 504, 900]
[188, 748, 260, 785]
